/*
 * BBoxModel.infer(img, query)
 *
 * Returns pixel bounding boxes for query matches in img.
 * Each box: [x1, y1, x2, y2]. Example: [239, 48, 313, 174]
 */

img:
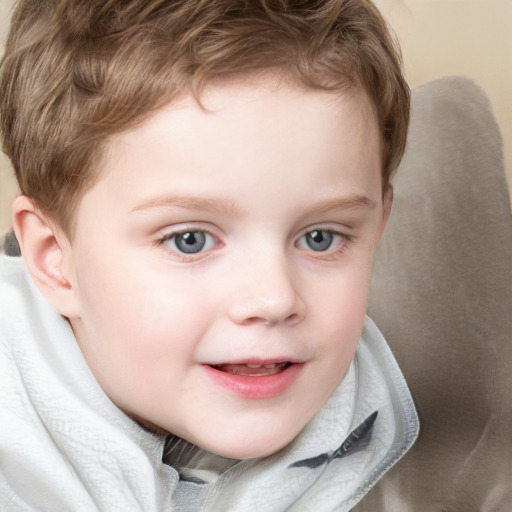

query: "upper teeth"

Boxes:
[246, 363, 277, 369]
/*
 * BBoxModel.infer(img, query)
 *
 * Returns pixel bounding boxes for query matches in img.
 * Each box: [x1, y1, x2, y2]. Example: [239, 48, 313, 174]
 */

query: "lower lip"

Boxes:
[202, 363, 303, 399]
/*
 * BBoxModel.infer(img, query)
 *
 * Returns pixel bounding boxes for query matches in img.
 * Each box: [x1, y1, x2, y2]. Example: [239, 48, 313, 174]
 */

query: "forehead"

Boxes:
[83, 78, 382, 218]
[110, 74, 379, 146]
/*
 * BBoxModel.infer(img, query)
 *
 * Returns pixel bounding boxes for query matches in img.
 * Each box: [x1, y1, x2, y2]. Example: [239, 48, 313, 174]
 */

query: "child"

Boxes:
[0, 0, 419, 510]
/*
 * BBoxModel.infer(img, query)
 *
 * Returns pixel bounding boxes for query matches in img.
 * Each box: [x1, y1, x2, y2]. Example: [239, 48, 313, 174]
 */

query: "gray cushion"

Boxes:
[356, 76, 512, 510]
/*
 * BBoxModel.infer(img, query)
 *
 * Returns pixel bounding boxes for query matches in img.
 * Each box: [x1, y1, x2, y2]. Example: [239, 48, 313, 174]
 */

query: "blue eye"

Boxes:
[298, 230, 339, 252]
[165, 231, 215, 254]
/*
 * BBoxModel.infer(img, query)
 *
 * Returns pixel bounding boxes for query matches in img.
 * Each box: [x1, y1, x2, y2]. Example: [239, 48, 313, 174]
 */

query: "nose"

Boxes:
[227, 255, 306, 327]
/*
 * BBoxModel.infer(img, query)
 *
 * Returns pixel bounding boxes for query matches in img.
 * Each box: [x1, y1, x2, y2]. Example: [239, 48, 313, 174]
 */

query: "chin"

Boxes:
[202, 423, 302, 460]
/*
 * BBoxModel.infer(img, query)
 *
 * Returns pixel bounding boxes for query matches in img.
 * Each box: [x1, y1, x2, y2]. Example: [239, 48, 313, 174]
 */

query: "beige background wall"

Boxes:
[1, 0, 511, 234]
[374, 0, 512, 194]
[0, 0, 16, 234]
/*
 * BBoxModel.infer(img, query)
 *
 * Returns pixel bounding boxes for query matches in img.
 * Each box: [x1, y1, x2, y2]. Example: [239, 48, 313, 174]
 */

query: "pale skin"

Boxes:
[13, 78, 392, 460]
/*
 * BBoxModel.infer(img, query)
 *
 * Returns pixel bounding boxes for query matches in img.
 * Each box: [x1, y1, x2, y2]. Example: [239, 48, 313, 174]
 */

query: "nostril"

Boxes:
[242, 315, 276, 326]
[285, 313, 300, 325]
[242, 312, 302, 327]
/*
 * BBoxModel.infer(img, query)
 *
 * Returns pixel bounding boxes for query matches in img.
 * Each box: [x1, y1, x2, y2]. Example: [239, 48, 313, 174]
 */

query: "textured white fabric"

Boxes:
[0, 255, 418, 511]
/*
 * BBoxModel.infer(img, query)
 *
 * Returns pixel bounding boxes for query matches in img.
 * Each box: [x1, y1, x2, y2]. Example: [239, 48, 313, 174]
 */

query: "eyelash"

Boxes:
[154, 227, 220, 262]
[153, 227, 351, 261]
[295, 228, 351, 260]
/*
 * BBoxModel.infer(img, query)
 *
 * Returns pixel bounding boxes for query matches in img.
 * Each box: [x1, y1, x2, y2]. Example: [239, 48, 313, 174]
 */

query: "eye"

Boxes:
[163, 230, 216, 254]
[297, 229, 341, 252]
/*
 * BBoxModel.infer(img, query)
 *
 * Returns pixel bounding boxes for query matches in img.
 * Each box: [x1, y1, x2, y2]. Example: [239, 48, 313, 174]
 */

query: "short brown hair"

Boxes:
[1, 0, 409, 235]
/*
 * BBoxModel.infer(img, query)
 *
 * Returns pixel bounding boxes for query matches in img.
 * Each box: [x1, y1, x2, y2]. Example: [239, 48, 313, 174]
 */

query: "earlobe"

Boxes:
[12, 195, 81, 318]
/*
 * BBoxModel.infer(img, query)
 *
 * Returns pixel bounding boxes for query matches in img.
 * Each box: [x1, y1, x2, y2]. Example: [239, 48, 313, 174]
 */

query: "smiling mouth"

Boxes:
[209, 362, 292, 376]
[203, 361, 302, 398]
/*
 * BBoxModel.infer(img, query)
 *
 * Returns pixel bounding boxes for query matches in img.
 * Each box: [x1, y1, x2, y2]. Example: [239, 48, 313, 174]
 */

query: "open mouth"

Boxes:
[209, 362, 292, 377]
[203, 361, 302, 398]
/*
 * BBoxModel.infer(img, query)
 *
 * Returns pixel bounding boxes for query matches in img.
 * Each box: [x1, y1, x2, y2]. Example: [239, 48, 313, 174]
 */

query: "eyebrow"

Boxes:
[308, 194, 377, 214]
[130, 193, 376, 215]
[130, 195, 243, 215]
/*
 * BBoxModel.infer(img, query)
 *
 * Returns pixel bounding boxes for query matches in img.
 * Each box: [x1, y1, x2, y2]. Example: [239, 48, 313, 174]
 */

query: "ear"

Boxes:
[377, 185, 393, 240]
[12, 195, 81, 318]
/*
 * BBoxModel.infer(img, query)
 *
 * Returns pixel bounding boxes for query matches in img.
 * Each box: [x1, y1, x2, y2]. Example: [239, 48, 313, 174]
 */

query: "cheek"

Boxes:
[81, 277, 201, 352]
[310, 256, 374, 362]
[315, 264, 372, 326]
[73, 250, 214, 376]
[72, 264, 214, 413]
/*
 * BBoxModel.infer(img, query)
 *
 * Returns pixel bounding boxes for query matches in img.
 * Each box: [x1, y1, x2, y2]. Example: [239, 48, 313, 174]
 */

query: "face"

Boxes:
[65, 79, 390, 459]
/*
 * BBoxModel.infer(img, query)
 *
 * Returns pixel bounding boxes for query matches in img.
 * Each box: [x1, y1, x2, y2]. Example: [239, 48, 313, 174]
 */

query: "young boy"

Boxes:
[0, 0, 419, 510]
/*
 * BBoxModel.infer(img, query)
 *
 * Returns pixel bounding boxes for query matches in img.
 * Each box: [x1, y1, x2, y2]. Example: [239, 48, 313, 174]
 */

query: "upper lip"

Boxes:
[202, 357, 304, 366]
